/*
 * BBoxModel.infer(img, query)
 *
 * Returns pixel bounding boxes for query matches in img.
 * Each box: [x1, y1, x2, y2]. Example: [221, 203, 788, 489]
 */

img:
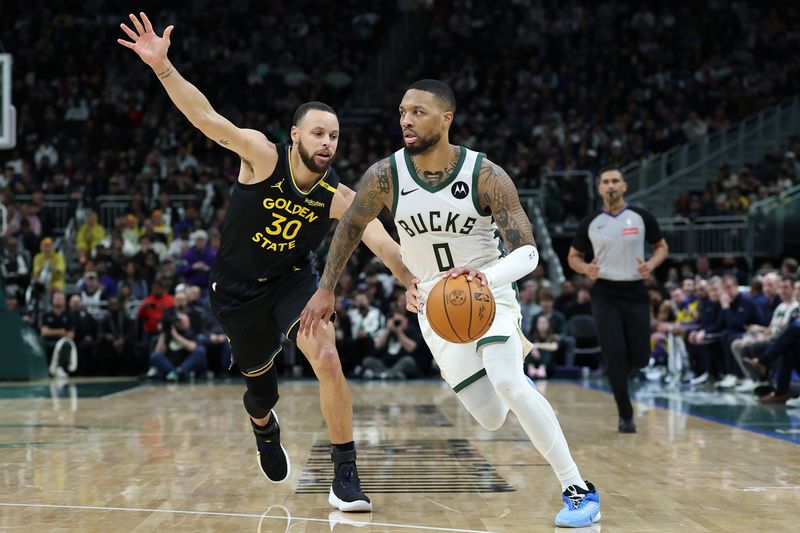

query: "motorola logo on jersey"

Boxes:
[397, 211, 476, 237]
[451, 181, 469, 199]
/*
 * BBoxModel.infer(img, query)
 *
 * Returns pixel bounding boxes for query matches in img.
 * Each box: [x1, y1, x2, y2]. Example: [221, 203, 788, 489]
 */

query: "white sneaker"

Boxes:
[734, 378, 757, 392]
[690, 372, 709, 386]
[786, 396, 800, 408]
[716, 374, 739, 389]
[54, 366, 69, 379]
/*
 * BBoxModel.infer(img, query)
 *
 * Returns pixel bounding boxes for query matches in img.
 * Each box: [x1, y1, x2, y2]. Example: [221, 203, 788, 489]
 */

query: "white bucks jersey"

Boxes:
[390, 146, 503, 294]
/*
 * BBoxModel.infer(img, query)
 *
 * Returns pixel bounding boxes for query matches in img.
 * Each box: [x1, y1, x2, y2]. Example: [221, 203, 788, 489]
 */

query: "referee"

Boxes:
[568, 168, 668, 433]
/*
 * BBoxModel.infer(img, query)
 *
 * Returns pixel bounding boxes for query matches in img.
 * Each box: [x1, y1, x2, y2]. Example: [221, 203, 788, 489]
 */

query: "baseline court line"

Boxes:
[0, 502, 499, 533]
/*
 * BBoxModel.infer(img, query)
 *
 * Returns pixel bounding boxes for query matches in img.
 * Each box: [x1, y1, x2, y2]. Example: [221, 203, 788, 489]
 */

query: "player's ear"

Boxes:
[441, 111, 453, 129]
[290, 125, 299, 143]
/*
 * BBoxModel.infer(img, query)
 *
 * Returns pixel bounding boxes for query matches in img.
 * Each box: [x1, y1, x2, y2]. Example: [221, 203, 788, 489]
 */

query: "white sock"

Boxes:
[483, 337, 587, 492]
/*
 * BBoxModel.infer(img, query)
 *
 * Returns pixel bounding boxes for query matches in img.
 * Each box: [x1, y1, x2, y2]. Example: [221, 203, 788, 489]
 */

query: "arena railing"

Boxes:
[623, 95, 800, 216]
[13, 194, 74, 236]
[658, 215, 752, 264]
[95, 194, 199, 227]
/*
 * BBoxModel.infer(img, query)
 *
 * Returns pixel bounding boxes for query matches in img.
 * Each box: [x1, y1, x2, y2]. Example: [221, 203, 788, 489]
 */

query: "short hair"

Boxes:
[407, 79, 456, 112]
[597, 166, 625, 180]
[293, 101, 337, 126]
[781, 274, 796, 283]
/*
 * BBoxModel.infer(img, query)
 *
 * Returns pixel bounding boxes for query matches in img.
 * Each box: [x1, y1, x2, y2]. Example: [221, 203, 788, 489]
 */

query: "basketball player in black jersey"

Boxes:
[119, 12, 413, 512]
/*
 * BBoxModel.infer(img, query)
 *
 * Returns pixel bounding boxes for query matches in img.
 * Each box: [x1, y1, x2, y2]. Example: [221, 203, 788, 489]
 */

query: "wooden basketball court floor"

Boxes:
[0, 377, 798, 532]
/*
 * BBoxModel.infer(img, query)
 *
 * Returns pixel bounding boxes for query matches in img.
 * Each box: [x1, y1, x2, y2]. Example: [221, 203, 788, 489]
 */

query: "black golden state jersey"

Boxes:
[217, 143, 339, 282]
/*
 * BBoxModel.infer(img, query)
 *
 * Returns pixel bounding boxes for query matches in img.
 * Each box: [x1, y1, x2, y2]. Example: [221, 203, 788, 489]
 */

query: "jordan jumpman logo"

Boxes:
[272, 179, 284, 193]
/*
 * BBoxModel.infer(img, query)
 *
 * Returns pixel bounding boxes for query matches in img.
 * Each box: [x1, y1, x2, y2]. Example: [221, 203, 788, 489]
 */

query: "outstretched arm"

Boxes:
[446, 157, 539, 287]
[329, 183, 414, 288]
[298, 158, 396, 337]
[117, 12, 275, 170]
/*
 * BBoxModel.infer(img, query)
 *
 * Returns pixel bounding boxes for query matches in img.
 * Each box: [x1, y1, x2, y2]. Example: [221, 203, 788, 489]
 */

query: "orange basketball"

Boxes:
[426, 274, 496, 343]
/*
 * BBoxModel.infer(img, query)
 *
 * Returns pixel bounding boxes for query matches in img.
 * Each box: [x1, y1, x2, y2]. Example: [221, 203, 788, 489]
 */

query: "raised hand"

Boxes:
[117, 12, 173, 71]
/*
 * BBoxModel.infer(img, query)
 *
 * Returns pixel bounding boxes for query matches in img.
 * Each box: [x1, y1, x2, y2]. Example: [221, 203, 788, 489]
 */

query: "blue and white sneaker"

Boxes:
[554, 481, 601, 528]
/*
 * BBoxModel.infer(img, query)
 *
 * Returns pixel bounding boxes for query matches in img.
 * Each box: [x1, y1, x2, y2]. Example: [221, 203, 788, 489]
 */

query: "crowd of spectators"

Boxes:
[1, 1, 799, 400]
[644, 256, 800, 405]
[377, 1, 800, 221]
[674, 137, 800, 219]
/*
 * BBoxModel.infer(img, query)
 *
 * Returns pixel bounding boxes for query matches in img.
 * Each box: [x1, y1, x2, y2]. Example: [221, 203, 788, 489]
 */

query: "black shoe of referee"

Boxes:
[328, 449, 372, 512]
[618, 418, 637, 433]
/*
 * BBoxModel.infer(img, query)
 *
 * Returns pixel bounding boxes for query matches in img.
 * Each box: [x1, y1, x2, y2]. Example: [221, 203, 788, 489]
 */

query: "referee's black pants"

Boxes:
[590, 280, 651, 421]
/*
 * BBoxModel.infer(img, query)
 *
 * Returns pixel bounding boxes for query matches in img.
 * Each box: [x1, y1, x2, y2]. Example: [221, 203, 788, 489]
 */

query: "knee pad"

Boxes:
[243, 365, 279, 419]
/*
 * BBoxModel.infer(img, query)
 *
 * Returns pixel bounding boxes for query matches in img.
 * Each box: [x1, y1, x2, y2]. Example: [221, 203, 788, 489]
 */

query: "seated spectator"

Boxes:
[533, 291, 575, 367]
[119, 262, 149, 301]
[347, 289, 385, 365]
[1, 236, 30, 296]
[148, 312, 207, 381]
[96, 296, 137, 375]
[688, 278, 724, 385]
[121, 214, 142, 257]
[697, 275, 765, 389]
[133, 235, 160, 283]
[554, 280, 576, 314]
[363, 295, 430, 379]
[136, 278, 175, 353]
[68, 294, 98, 375]
[147, 209, 172, 245]
[565, 286, 592, 319]
[753, 272, 782, 317]
[32, 237, 66, 292]
[177, 230, 216, 289]
[94, 260, 118, 298]
[80, 271, 107, 321]
[76, 211, 107, 263]
[518, 280, 542, 336]
[756, 318, 800, 404]
[732, 275, 798, 392]
[525, 315, 559, 379]
[7, 203, 42, 238]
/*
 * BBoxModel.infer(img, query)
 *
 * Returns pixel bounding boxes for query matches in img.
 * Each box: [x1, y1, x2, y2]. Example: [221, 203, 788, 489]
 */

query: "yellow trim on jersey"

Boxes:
[287, 146, 330, 196]
[319, 179, 337, 194]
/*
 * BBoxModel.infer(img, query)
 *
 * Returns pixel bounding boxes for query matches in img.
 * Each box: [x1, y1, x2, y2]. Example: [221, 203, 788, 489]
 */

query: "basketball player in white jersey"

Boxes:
[300, 80, 601, 527]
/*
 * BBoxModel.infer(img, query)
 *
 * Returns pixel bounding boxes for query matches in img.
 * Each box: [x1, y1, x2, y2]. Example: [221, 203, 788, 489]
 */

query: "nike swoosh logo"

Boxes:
[400, 188, 419, 196]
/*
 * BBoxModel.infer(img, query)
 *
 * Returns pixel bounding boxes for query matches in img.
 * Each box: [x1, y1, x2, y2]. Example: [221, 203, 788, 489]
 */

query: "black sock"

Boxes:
[332, 441, 355, 453]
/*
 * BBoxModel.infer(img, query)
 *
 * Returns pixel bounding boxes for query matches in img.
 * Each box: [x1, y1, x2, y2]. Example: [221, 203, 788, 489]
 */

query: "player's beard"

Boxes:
[405, 131, 442, 155]
[297, 140, 333, 174]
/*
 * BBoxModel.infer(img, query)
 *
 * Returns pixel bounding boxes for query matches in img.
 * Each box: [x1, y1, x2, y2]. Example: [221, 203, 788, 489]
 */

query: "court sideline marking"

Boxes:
[572, 380, 800, 445]
[0, 502, 500, 533]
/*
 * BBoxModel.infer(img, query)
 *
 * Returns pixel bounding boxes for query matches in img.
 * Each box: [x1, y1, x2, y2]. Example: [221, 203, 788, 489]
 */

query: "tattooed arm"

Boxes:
[445, 158, 539, 288]
[118, 13, 276, 179]
[330, 183, 414, 288]
[478, 158, 536, 250]
[299, 158, 397, 337]
[321, 158, 395, 289]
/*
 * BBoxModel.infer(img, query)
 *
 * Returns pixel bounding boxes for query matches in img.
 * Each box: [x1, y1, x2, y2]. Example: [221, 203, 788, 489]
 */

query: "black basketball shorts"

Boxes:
[209, 263, 319, 376]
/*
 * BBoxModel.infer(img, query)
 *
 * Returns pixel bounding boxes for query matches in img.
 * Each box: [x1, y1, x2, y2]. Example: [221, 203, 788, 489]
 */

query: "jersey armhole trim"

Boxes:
[471, 152, 490, 216]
